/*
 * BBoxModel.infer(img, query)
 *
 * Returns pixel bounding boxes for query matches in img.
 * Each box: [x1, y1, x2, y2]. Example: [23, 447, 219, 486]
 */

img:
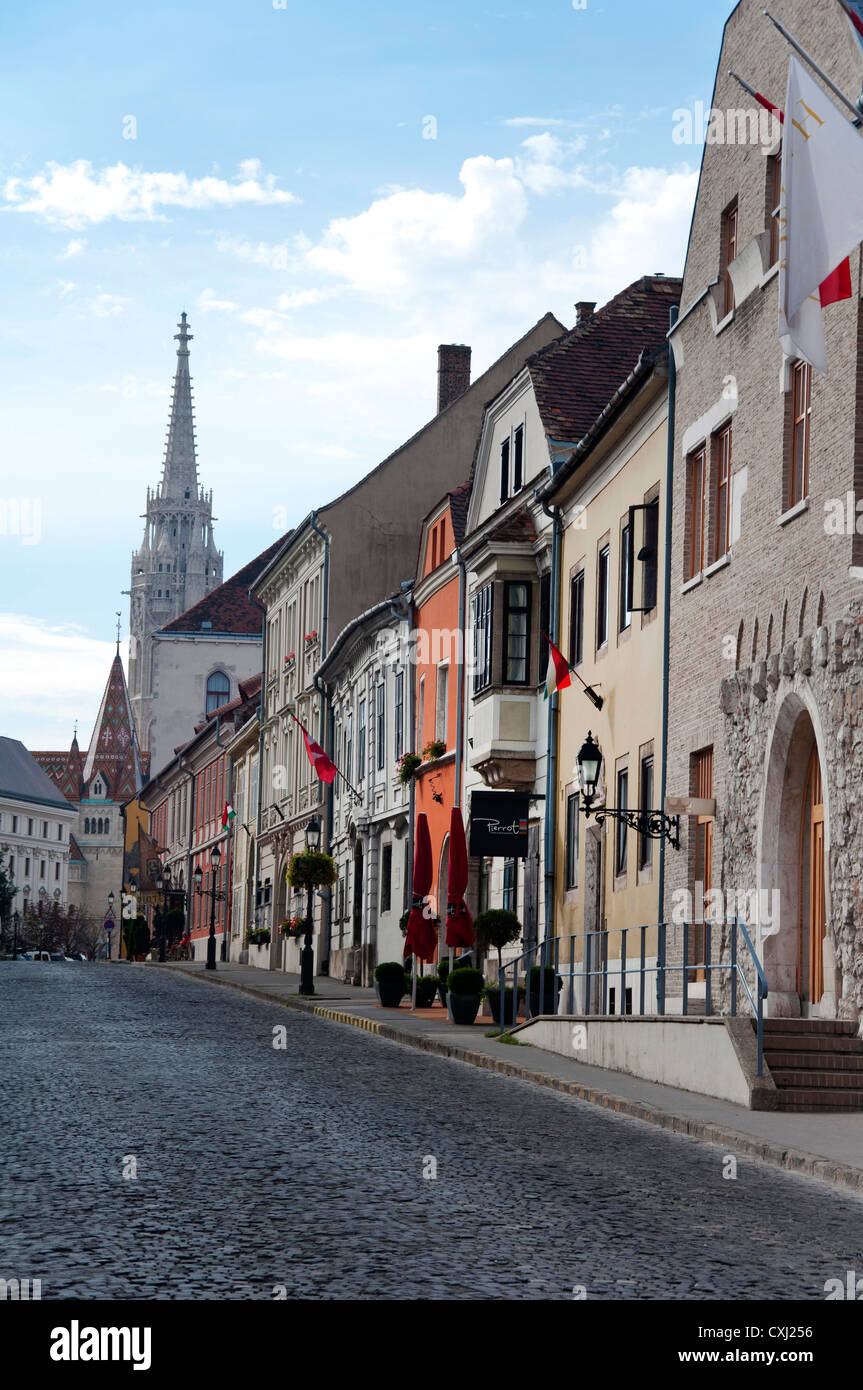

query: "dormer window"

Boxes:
[206, 671, 230, 713]
[91, 775, 107, 800]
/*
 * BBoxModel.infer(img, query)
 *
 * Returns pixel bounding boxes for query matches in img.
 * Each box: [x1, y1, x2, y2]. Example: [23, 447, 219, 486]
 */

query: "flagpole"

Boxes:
[764, 9, 863, 122]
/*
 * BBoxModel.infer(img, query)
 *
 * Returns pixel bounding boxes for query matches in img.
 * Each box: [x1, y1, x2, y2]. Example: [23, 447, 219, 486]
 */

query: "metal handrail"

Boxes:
[492, 915, 768, 1075]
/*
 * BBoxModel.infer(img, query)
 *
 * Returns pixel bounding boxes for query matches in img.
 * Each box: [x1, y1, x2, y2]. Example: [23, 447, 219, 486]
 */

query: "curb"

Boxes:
[154, 966, 863, 1198]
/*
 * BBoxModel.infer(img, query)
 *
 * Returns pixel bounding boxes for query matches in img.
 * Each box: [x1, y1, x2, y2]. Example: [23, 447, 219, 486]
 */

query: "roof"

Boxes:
[448, 483, 471, 545]
[68, 834, 86, 863]
[158, 535, 288, 636]
[526, 276, 681, 447]
[485, 508, 537, 545]
[81, 652, 142, 797]
[0, 738, 74, 811]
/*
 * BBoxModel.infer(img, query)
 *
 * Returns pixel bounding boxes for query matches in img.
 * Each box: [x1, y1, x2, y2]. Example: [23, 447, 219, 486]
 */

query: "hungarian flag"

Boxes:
[293, 714, 338, 785]
[542, 631, 571, 700]
[221, 802, 236, 828]
[779, 56, 863, 374]
[748, 83, 852, 308]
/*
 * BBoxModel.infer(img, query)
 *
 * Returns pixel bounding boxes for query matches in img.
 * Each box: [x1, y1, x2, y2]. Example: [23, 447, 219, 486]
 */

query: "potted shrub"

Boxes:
[447, 966, 484, 1025]
[528, 964, 562, 1017]
[483, 981, 525, 1027]
[423, 739, 446, 762]
[398, 752, 422, 785]
[375, 960, 406, 1008]
[436, 957, 450, 1006]
[413, 974, 438, 1008]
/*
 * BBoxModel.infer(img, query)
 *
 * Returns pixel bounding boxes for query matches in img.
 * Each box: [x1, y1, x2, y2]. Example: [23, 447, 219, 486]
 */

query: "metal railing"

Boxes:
[495, 916, 768, 1074]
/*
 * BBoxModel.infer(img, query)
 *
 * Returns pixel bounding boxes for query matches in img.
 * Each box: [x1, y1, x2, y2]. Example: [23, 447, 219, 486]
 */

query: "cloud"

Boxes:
[515, 132, 589, 194]
[0, 615, 119, 749]
[587, 165, 698, 293]
[82, 292, 129, 318]
[3, 158, 298, 227]
[215, 236, 297, 270]
[306, 154, 528, 293]
[60, 238, 87, 258]
[197, 287, 239, 313]
[503, 116, 574, 128]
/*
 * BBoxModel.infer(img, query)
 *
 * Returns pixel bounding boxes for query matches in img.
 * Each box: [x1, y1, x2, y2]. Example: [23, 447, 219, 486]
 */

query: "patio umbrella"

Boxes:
[445, 806, 474, 951]
[404, 813, 436, 964]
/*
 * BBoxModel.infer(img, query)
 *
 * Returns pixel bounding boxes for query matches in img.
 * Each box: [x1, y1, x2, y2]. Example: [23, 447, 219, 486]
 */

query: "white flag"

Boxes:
[779, 55, 863, 374]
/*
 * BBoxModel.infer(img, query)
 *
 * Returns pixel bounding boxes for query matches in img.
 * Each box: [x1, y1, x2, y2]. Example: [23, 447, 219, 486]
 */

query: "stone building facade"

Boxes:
[665, 0, 863, 1022]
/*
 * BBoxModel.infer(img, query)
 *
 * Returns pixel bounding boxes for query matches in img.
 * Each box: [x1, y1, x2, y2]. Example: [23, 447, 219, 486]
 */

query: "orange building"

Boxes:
[412, 484, 470, 947]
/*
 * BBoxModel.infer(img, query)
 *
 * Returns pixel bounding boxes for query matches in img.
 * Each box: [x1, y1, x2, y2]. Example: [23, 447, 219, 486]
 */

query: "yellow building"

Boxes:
[542, 348, 670, 1013]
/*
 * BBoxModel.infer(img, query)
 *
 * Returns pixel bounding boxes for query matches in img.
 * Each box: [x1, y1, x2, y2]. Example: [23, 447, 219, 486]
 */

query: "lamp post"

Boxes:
[107, 890, 115, 961]
[575, 731, 681, 849]
[155, 863, 172, 964]
[299, 815, 320, 997]
[194, 844, 223, 972]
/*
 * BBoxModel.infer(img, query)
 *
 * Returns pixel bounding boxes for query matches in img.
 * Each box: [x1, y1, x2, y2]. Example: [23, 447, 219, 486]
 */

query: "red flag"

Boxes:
[293, 715, 338, 785]
[751, 89, 852, 308]
[541, 631, 571, 700]
[839, 0, 863, 50]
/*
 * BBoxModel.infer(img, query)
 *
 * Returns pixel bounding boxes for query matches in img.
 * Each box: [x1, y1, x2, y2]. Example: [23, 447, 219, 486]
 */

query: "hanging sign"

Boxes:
[469, 790, 530, 858]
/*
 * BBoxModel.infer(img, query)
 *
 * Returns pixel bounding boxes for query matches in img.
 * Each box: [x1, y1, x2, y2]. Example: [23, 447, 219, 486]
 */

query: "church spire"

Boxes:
[161, 311, 199, 500]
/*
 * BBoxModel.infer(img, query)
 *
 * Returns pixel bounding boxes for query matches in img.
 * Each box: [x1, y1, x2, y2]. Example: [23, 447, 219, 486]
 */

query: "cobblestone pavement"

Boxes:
[2, 962, 862, 1301]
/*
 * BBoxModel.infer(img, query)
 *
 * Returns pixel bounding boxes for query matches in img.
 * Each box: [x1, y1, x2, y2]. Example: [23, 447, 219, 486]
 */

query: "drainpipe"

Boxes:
[453, 549, 467, 810]
[538, 498, 562, 949]
[657, 305, 678, 1012]
[309, 512, 331, 975]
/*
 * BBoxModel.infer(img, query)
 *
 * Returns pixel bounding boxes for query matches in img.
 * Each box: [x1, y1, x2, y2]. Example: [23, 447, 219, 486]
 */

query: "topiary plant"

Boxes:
[375, 960, 406, 983]
[447, 966, 484, 996]
[474, 909, 522, 977]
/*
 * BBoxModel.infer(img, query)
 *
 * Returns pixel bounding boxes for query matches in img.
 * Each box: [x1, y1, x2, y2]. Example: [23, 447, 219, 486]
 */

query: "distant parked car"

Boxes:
[28, 951, 51, 962]
[49, 953, 65, 963]
[66, 953, 88, 962]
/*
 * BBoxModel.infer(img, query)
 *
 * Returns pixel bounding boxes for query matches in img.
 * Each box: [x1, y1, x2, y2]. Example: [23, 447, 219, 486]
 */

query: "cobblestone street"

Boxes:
[2, 963, 862, 1301]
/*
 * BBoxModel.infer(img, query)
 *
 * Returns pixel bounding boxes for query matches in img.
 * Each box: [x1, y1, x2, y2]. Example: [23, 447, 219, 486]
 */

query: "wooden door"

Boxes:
[799, 747, 825, 1004]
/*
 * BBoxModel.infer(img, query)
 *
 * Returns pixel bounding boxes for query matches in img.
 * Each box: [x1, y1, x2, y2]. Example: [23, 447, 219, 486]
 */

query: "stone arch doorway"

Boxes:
[352, 843, 364, 948]
[759, 691, 833, 1017]
[273, 860, 290, 971]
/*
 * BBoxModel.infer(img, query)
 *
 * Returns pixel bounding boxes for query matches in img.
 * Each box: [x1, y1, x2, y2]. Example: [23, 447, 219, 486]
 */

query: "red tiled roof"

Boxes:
[448, 482, 471, 545]
[486, 508, 537, 544]
[68, 834, 86, 864]
[159, 536, 289, 636]
[527, 275, 681, 445]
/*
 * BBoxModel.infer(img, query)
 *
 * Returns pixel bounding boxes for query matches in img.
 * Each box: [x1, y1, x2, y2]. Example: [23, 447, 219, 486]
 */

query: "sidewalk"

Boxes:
[149, 960, 863, 1196]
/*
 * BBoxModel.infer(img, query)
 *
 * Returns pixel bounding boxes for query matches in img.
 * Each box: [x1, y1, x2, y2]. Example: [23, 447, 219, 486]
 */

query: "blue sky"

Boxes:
[0, 0, 731, 749]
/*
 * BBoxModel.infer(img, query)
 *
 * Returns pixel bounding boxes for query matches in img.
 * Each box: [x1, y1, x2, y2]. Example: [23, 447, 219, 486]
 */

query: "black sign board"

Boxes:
[469, 790, 530, 858]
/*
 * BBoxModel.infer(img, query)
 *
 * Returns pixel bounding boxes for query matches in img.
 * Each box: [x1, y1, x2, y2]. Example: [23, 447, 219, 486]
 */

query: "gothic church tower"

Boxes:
[129, 313, 223, 753]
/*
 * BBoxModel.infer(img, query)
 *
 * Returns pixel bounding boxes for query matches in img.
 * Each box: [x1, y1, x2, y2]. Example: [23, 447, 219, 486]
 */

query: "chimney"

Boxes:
[575, 301, 596, 325]
[437, 344, 471, 413]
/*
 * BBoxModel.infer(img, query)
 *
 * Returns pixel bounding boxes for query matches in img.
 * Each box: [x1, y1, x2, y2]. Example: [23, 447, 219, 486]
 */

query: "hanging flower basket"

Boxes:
[279, 916, 306, 938]
[398, 752, 422, 785]
[287, 849, 337, 891]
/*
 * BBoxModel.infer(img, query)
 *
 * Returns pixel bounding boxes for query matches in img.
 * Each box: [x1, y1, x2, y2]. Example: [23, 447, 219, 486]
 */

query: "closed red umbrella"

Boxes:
[405, 813, 437, 962]
[445, 806, 474, 949]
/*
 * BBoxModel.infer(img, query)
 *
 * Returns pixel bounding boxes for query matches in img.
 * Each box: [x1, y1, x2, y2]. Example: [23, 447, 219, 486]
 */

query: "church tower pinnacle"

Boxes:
[128, 312, 224, 756]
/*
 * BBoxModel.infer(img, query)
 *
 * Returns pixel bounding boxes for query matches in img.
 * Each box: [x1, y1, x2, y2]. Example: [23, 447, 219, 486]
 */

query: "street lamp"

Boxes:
[575, 731, 680, 849]
[107, 890, 115, 961]
[194, 845, 224, 972]
[155, 862, 172, 964]
[299, 815, 320, 997]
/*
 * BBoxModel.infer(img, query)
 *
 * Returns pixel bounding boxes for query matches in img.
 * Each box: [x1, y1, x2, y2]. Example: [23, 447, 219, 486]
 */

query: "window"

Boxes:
[431, 526, 438, 570]
[619, 523, 632, 632]
[206, 671, 230, 714]
[639, 755, 654, 870]
[346, 712, 353, 786]
[642, 499, 659, 612]
[84, 818, 89, 834]
[789, 360, 811, 508]
[380, 844, 392, 913]
[55, 863, 60, 882]
[503, 857, 518, 912]
[394, 672, 404, 762]
[713, 423, 732, 561]
[42, 821, 48, 839]
[504, 581, 530, 684]
[435, 665, 448, 744]
[569, 571, 584, 666]
[499, 438, 510, 504]
[57, 824, 63, 841]
[615, 768, 628, 877]
[692, 747, 715, 979]
[417, 678, 424, 757]
[513, 425, 524, 493]
[597, 545, 610, 648]
[768, 150, 782, 266]
[539, 571, 550, 666]
[24, 857, 30, 876]
[358, 700, 366, 781]
[12, 816, 17, 833]
[28, 819, 33, 835]
[40, 861, 45, 880]
[565, 793, 579, 891]
[376, 683, 385, 771]
[722, 198, 738, 316]
[472, 583, 493, 693]
[685, 447, 706, 580]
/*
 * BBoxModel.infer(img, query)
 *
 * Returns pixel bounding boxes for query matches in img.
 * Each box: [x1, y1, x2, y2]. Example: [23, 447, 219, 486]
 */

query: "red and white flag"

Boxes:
[779, 56, 863, 374]
[293, 714, 338, 785]
[542, 632, 572, 700]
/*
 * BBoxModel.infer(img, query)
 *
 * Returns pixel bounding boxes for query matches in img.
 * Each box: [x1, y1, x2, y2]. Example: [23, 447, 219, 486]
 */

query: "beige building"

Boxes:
[665, 0, 863, 1029]
[541, 344, 674, 1011]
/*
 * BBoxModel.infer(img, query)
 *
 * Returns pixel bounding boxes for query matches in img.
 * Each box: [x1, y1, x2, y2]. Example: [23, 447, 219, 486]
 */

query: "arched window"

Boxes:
[206, 671, 230, 714]
[98, 818, 104, 835]
[84, 817, 90, 834]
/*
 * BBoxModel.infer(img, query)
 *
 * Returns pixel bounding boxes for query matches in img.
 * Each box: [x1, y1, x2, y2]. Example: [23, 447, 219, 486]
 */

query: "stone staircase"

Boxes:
[761, 1019, 863, 1112]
